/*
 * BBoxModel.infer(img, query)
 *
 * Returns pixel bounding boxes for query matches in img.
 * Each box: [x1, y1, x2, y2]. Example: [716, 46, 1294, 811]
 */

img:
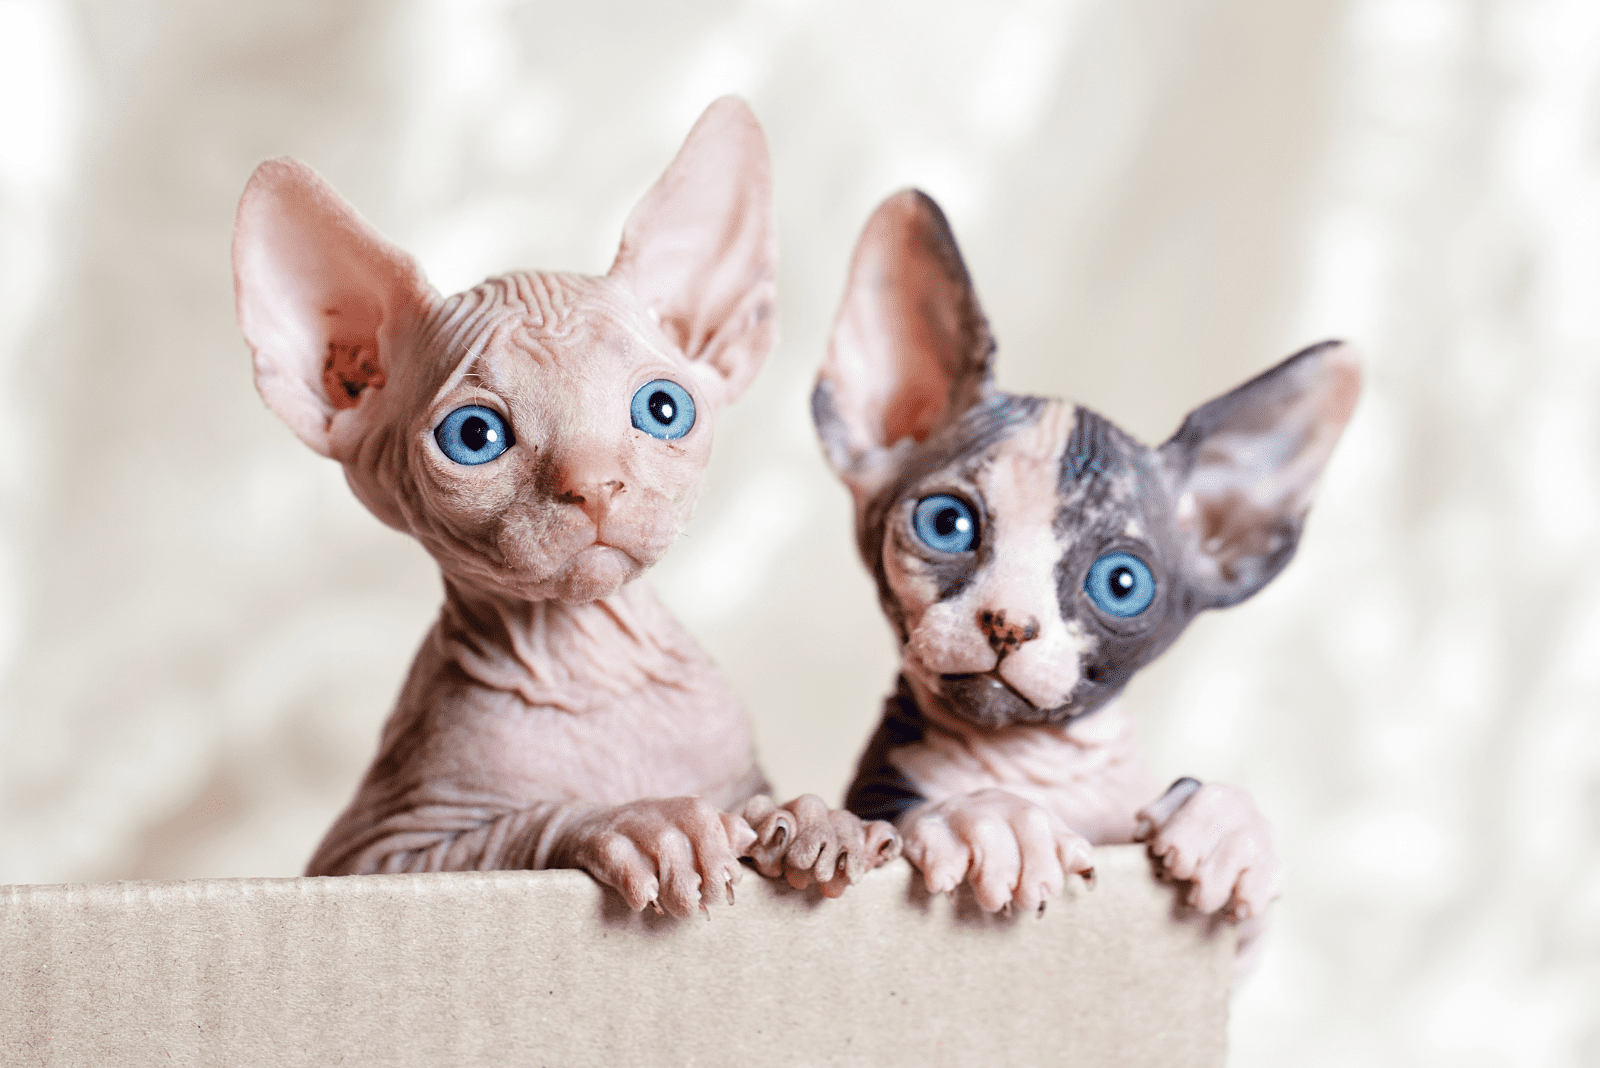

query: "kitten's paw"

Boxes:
[903, 789, 1093, 913]
[1136, 779, 1283, 922]
[560, 797, 753, 919]
[741, 794, 901, 896]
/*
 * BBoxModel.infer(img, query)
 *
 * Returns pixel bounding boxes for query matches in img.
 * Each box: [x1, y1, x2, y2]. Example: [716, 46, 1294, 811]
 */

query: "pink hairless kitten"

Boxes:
[815, 191, 1359, 963]
[232, 98, 898, 917]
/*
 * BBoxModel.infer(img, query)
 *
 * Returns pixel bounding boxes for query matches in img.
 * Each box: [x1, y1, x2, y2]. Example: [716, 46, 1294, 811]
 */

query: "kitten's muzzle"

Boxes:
[939, 671, 1078, 728]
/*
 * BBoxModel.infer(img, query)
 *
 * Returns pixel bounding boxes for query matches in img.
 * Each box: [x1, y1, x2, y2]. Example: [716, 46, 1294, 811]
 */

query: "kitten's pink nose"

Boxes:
[552, 448, 627, 522]
[558, 480, 624, 506]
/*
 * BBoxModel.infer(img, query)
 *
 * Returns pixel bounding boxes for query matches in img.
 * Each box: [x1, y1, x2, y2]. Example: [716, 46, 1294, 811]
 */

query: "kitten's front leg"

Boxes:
[550, 797, 759, 919]
[1136, 778, 1283, 970]
[740, 795, 901, 896]
[902, 788, 1095, 912]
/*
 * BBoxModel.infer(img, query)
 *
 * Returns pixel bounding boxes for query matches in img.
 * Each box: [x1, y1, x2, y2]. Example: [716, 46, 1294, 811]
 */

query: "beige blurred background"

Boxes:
[1, 0, 1597, 1062]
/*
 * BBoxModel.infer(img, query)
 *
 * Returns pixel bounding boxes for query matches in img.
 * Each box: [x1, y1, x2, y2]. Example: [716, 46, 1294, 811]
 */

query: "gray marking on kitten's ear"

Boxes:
[1159, 339, 1361, 608]
[905, 191, 998, 416]
[809, 382, 853, 477]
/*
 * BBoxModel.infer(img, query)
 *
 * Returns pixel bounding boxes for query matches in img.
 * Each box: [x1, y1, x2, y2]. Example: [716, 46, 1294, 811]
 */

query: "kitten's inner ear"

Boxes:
[813, 190, 996, 500]
[233, 158, 434, 458]
[608, 96, 777, 404]
[1160, 340, 1362, 607]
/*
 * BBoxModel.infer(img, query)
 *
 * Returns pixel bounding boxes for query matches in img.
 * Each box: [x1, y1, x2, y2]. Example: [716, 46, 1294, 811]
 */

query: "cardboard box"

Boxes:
[2, 845, 1232, 1066]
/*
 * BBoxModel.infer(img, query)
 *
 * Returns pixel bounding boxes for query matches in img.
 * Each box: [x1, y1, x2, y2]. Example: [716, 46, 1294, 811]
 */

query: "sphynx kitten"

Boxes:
[232, 99, 897, 918]
[814, 191, 1359, 961]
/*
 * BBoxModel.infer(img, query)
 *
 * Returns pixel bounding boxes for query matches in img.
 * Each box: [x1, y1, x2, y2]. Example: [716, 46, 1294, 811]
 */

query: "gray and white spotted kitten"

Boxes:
[813, 190, 1360, 961]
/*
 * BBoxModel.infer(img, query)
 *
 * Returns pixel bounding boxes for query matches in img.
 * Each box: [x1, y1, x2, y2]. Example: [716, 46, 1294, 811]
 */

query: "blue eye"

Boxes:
[912, 495, 978, 553]
[435, 405, 513, 465]
[630, 379, 696, 440]
[1084, 552, 1156, 617]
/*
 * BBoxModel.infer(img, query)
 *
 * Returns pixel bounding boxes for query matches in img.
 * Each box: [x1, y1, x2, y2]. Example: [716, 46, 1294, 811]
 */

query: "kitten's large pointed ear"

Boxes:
[1160, 340, 1362, 607]
[608, 97, 777, 403]
[233, 158, 435, 458]
[812, 190, 997, 503]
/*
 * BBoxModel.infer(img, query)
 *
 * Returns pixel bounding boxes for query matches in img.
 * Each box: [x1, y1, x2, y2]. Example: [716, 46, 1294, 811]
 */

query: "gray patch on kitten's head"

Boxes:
[1061, 405, 1114, 482]
[858, 393, 1046, 640]
[1028, 408, 1198, 718]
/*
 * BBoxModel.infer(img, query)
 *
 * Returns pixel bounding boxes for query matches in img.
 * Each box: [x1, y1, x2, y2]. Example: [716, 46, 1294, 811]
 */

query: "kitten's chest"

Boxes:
[888, 705, 1156, 841]
[506, 676, 760, 805]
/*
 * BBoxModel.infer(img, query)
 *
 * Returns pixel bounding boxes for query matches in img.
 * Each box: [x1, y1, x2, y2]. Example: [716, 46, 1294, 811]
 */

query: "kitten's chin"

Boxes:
[932, 671, 1104, 729]
[549, 545, 644, 604]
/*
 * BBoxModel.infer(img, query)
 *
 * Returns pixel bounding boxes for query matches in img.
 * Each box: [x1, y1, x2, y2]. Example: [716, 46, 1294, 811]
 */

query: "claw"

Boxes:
[1137, 776, 1204, 839]
[1037, 899, 1047, 918]
[763, 812, 793, 851]
[839, 847, 863, 884]
[1080, 867, 1097, 891]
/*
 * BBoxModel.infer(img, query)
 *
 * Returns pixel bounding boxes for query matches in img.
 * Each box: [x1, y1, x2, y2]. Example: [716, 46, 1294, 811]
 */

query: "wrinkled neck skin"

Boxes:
[896, 674, 1157, 844]
[437, 575, 706, 714]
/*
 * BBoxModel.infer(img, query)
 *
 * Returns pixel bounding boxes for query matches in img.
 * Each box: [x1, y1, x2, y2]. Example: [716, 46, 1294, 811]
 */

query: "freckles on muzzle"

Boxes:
[907, 591, 1088, 716]
[914, 606, 1091, 727]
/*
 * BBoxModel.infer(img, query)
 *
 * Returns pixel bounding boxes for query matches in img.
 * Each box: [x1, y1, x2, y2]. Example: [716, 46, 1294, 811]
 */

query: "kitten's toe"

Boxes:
[648, 830, 703, 919]
[904, 818, 970, 896]
[863, 819, 903, 867]
[964, 817, 1023, 913]
[744, 805, 796, 879]
[780, 794, 839, 887]
[590, 831, 658, 911]
[1012, 811, 1069, 913]
[721, 811, 758, 858]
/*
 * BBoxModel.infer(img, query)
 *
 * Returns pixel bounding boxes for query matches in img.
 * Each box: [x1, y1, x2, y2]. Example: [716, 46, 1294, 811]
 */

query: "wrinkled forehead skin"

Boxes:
[399, 270, 716, 445]
[863, 393, 1207, 724]
[342, 270, 723, 598]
